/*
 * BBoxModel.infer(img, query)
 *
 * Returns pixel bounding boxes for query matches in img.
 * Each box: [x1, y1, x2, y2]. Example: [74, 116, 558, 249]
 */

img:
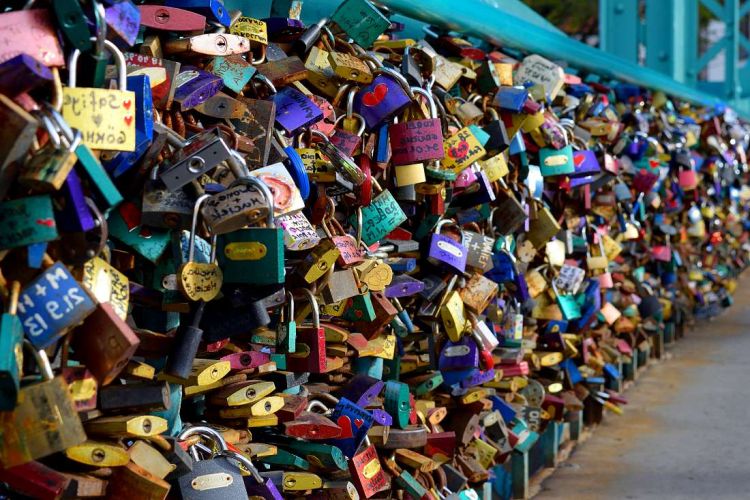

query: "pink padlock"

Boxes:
[598, 271, 614, 289]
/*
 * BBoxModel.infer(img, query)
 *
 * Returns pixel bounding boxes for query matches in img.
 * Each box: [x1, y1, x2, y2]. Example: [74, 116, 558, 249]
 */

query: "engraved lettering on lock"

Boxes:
[436, 240, 464, 258]
[224, 242, 268, 260]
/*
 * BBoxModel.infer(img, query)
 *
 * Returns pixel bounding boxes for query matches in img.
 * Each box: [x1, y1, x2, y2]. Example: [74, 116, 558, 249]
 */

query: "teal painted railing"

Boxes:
[380, 0, 749, 119]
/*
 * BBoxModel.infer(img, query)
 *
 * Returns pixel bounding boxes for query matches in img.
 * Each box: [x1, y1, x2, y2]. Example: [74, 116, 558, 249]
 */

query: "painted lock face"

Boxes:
[353, 74, 412, 129]
[389, 89, 444, 166]
[439, 337, 478, 372]
[327, 397, 374, 458]
[428, 221, 468, 274]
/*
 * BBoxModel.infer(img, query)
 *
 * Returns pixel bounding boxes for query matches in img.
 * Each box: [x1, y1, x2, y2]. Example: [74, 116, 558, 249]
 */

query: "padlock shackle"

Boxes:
[177, 425, 229, 452]
[252, 73, 277, 95]
[434, 218, 464, 240]
[231, 176, 275, 228]
[334, 113, 366, 136]
[373, 67, 415, 100]
[411, 87, 438, 120]
[3, 280, 20, 317]
[92, 1, 107, 56]
[293, 288, 319, 328]
[218, 449, 265, 484]
[22, 339, 54, 382]
[226, 149, 252, 179]
[187, 194, 213, 264]
[306, 400, 329, 413]
[36, 112, 62, 149]
[68, 38, 126, 90]
[346, 87, 356, 120]
[285, 291, 295, 319]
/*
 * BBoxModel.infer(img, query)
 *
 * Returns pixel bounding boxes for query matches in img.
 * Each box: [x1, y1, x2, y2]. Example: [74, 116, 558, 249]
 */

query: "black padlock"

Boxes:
[165, 302, 206, 380]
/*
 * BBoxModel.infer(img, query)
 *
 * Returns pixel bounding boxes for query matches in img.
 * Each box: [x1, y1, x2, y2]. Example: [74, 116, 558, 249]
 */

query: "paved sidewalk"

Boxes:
[536, 281, 750, 500]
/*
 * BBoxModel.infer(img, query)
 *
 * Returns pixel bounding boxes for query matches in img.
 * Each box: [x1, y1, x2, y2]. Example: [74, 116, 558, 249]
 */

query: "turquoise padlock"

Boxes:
[217, 176, 285, 285]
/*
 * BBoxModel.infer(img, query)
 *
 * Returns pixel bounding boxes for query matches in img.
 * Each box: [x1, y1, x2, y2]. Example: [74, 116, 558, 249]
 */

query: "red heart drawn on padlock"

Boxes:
[35, 218, 55, 227]
[449, 139, 469, 159]
[336, 415, 354, 438]
[124, 115, 134, 126]
[353, 418, 364, 428]
[362, 83, 388, 107]
[574, 153, 585, 167]
[123, 99, 132, 110]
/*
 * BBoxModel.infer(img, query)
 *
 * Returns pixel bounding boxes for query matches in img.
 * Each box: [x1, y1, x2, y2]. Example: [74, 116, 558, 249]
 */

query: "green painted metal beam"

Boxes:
[381, 0, 749, 119]
[599, 0, 639, 63]
[645, 0, 691, 82]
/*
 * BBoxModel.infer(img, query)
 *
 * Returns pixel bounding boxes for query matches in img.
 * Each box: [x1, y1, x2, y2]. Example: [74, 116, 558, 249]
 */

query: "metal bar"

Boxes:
[740, 0, 750, 18]
[684, 0, 700, 86]
[738, 34, 750, 54]
[645, 0, 689, 81]
[380, 0, 743, 116]
[695, 37, 728, 72]
[599, 0, 639, 63]
[701, 0, 724, 19]
[724, 0, 741, 99]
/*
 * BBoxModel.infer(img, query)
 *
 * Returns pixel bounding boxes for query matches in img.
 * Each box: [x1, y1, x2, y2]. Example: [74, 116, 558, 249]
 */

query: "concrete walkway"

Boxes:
[536, 280, 750, 500]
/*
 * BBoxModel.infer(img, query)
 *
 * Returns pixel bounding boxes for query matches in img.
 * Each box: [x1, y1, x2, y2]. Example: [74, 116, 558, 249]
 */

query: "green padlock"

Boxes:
[552, 282, 581, 321]
[0, 195, 59, 251]
[539, 129, 575, 177]
[384, 380, 411, 429]
[108, 201, 171, 264]
[0, 282, 23, 411]
[217, 177, 285, 285]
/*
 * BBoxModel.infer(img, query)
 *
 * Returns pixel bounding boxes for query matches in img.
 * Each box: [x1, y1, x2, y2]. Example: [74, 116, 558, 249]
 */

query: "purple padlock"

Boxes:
[105, 0, 141, 46]
[572, 149, 602, 177]
[370, 408, 393, 426]
[273, 86, 324, 135]
[427, 220, 468, 274]
[461, 367, 496, 388]
[384, 274, 425, 298]
[439, 337, 478, 372]
[353, 73, 412, 130]
[56, 169, 95, 233]
[173, 67, 223, 110]
[514, 271, 531, 302]
[337, 374, 384, 407]
[0, 54, 53, 97]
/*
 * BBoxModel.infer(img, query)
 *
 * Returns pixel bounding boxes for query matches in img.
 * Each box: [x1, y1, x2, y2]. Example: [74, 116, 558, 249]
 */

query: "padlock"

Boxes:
[0, 282, 23, 411]
[16, 262, 97, 350]
[62, 38, 136, 151]
[230, 93, 277, 168]
[325, 42, 373, 84]
[217, 177, 285, 285]
[353, 68, 414, 130]
[175, 426, 249, 499]
[286, 289, 327, 373]
[352, 188, 408, 245]
[0, 341, 86, 467]
[441, 290, 468, 343]
[178, 196, 223, 302]
[462, 226, 495, 272]
[390, 87, 444, 166]
[539, 126, 575, 177]
[19, 115, 81, 192]
[330, 0, 391, 47]
[142, 166, 194, 230]
[158, 126, 236, 192]
[442, 126, 486, 175]
[428, 220, 468, 274]
[330, 111, 367, 159]
[273, 85, 324, 135]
